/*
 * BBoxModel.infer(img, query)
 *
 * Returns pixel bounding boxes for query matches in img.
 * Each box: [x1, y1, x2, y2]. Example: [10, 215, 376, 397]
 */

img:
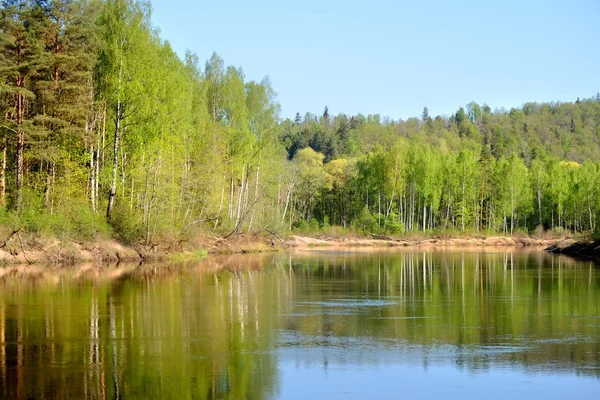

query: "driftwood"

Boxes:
[265, 228, 286, 245]
[210, 234, 237, 252]
[371, 233, 392, 241]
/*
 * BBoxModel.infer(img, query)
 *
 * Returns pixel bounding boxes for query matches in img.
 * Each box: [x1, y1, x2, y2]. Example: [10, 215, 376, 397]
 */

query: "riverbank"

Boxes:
[545, 239, 600, 261]
[0, 232, 279, 265]
[0, 229, 569, 265]
[287, 235, 560, 249]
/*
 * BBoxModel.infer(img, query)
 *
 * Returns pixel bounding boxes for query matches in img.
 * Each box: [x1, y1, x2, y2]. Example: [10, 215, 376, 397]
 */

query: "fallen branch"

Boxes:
[371, 233, 392, 241]
[265, 228, 286, 245]
[149, 242, 160, 252]
[0, 228, 21, 249]
[223, 196, 261, 239]
[178, 217, 219, 235]
[17, 231, 34, 264]
[211, 234, 236, 251]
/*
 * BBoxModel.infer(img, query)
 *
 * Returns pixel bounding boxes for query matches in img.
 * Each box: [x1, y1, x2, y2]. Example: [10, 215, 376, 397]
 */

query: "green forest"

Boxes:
[1, 0, 600, 246]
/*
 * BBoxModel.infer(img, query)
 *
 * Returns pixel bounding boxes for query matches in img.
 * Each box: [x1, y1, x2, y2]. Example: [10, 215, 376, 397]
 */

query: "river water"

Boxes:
[0, 249, 598, 399]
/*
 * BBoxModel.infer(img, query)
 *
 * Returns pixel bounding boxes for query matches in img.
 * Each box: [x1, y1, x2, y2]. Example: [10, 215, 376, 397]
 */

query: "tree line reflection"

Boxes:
[0, 251, 598, 399]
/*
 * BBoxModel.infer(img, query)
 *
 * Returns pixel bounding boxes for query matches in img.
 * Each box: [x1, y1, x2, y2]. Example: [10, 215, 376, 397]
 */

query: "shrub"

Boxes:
[293, 218, 309, 232]
[384, 212, 404, 235]
[0, 208, 22, 230]
[309, 217, 320, 231]
[109, 203, 144, 242]
[21, 199, 110, 241]
[356, 206, 376, 234]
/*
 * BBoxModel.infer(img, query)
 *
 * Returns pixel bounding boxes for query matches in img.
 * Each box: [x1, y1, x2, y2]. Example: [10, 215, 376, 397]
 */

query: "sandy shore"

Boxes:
[0, 231, 567, 265]
[287, 235, 562, 249]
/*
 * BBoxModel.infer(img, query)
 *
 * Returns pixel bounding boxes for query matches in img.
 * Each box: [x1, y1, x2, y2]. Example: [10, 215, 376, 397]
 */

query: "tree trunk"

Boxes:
[537, 189, 542, 226]
[229, 176, 234, 219]
[214, 184, 225, 230]
[16, 76, 24, 207]
[234, 165, 246, 229]
[107, 48, 125, 220]
[461, 170, 466, 232]
[281, 182, 293, 224]
[106, 102, 121, 219]
[15, 40, 25, 207]
[44, 163, 53, 210]
[0, 136, 6, 208]
[101, 104, 106, 165]
[90, 140, 96, 213]
[378, 190, 381, 227]
[247, 165, 260, 232]
[95, 119, 102, 212]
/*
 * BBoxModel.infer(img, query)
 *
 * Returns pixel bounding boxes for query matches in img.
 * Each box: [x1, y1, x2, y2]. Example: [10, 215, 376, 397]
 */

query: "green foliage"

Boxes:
[0, 208, 21, 231]
[1, 0, 599, 244]
[170, 248, 208, 262]
[108, 203, 143, 242]
[30, 208, 108, 241]
[385, 211, 404, 235]
[2, 192, 109, 240]
[355, 206, 377, 234]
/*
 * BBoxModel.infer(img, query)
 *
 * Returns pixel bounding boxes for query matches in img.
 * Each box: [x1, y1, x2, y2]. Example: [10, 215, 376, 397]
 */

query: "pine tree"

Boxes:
[0, 0, 49, 208]
[421, 106, 429, 122]
[29, 0, 99, 211]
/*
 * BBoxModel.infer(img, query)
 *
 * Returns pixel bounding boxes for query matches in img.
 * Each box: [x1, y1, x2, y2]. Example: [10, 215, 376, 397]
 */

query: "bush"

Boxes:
[108, 203, 144, 242]
[292, 218, 309, 232]
[21, 199, 110, 241]
[384, 212, 404, 235]
[291, 217, 323, 234]
[309, 217, 320, 231]
[62, 200, 111, 240]
[0, 208, 22, 230]
[355, 206, 377, 234]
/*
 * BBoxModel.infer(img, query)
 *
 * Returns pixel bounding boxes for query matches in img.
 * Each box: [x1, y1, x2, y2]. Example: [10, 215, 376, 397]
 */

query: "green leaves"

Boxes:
[2, 0, 600, 241]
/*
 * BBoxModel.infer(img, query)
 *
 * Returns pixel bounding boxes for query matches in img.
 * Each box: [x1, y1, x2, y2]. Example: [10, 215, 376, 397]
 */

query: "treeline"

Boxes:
[0, 0, 598, 244]
[287, 145, 598, 235]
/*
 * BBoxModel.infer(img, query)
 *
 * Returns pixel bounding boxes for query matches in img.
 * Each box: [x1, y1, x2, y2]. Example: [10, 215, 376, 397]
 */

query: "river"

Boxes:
[0, 249, 598, 399]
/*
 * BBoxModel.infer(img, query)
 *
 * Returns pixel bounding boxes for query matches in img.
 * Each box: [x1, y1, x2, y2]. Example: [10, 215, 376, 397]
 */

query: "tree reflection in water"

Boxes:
[0, 250, 598, 399]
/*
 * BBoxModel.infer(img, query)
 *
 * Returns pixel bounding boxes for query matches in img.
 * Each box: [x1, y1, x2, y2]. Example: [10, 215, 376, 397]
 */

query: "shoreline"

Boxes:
[0, 232, 571, 266]
[287, 235, 561, 249]
[545, 239, 600, 261]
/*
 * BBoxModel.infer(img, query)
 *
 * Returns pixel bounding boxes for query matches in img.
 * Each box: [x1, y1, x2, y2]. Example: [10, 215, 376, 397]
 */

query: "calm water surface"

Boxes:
[0, 249, 599, 399]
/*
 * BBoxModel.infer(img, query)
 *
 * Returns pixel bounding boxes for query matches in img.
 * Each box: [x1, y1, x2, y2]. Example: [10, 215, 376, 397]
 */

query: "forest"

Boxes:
[1, 0, 600, 246]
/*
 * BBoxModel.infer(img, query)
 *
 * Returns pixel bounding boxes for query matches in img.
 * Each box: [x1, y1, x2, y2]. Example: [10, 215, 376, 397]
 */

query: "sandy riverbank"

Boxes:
[0, 230, 569, 265]
[0, 231, 282, 265]
[287, 235, 562, 249]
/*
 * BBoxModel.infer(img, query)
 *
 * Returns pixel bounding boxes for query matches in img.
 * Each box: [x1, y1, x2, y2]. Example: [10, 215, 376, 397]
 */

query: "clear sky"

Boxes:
[150, 0, 600, 120]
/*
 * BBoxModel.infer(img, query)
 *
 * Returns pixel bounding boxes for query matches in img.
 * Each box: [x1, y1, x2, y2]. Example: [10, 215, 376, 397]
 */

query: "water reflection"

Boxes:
[0, 250, 598, 399]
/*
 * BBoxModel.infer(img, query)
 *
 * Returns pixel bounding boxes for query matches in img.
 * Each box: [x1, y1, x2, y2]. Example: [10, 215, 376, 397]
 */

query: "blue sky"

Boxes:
[150, 0, 600, 120]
